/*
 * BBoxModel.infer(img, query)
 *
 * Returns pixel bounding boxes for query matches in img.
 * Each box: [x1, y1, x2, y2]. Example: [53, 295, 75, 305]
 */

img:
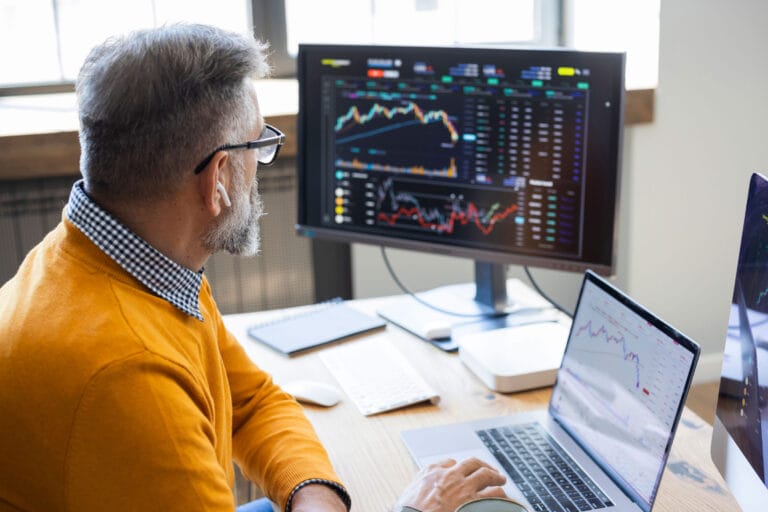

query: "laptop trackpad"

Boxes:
[402, 421, 484, 458]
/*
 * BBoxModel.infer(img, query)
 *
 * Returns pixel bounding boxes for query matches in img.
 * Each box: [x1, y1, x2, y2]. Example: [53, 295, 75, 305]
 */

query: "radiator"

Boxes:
[0, 162, 315, 314]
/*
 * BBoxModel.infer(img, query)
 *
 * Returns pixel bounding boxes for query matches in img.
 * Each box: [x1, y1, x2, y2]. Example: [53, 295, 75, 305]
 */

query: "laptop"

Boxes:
[402, 270, 700, 512]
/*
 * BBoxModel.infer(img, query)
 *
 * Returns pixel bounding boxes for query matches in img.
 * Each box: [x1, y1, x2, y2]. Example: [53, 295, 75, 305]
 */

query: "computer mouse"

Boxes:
[281, 380, 343, 407]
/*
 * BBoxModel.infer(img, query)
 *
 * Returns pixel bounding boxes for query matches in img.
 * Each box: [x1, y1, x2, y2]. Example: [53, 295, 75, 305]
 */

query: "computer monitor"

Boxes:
[296, 44, 625, 337]
[711, 172, 768, 511]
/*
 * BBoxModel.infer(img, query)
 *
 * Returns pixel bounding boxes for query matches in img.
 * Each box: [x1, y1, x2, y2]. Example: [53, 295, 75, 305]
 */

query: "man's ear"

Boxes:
[197, 151, 230, 217]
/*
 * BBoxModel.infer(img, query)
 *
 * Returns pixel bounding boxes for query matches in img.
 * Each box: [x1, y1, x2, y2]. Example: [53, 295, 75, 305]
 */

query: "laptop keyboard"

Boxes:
[477, 422, 614, 512]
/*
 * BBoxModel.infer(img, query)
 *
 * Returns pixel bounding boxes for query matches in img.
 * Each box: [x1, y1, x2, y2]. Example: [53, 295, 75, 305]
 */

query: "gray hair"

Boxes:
[76, 23, 270, 201]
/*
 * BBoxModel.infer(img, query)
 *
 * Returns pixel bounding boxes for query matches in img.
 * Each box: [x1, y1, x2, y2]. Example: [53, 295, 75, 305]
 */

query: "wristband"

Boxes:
[285, 478, 351, 511]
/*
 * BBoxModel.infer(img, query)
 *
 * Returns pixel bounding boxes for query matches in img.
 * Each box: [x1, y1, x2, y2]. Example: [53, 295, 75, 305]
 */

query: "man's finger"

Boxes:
[476, 486, 509, 500]
[470, 466, 508, 490]
[427, 458, 457, 470]
[456, 457, 499, 476]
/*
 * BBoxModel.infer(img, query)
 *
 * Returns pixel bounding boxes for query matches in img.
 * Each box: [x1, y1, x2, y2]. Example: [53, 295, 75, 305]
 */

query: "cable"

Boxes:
[381, 246, 572, 319]
[380, 246, 493, 318]
[523, 266, 573, 318]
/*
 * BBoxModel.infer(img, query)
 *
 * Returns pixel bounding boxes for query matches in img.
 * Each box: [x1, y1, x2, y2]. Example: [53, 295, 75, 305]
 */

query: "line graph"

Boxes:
[335, 101, 459, 146]
[574, 319, 642, 389]
[374, 178, 517, 236]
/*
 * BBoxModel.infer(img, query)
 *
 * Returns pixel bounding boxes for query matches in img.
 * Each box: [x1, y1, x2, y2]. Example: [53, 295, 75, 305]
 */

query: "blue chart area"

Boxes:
[550, 281, 695, 503]
[336, 118, 429, 145]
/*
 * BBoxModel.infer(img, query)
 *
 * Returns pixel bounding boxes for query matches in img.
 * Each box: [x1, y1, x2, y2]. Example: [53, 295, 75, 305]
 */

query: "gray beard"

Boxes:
[203, 174, 264, 256]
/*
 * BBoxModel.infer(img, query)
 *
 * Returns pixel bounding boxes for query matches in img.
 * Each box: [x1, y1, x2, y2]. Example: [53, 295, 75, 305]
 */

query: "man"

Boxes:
[0, 24, 507, 511]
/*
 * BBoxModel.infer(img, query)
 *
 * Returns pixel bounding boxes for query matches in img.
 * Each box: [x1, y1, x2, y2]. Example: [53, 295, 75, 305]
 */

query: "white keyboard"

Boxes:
[319, 336, 440, 416]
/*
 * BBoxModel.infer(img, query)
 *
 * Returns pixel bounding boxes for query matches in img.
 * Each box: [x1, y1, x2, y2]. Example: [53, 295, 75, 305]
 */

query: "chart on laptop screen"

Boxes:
[550, 279, 695, 504]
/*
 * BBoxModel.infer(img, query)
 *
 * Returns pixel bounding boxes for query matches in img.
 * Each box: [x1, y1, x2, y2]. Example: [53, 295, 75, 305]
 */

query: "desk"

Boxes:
[224, 296, 740, 512]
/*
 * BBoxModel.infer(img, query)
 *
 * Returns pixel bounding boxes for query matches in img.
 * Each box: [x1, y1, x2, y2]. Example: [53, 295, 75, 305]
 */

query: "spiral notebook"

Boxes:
[246, 298, 386, 355]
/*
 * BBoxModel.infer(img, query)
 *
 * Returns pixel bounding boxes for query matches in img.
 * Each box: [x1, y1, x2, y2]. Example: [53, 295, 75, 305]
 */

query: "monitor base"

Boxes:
[376, 279, 556, 351]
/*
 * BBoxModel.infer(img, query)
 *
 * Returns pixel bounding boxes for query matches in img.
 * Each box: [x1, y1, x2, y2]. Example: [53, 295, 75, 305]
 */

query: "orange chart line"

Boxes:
[335, 101, 459, 144]
[335, 157, 457, 178]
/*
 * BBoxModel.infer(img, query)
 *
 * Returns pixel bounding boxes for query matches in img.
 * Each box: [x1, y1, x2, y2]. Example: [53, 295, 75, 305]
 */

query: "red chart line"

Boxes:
[378, 202, 518, 236]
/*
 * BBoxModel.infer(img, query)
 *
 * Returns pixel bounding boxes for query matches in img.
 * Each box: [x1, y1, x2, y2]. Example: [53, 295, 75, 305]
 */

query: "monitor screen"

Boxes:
[711, 172, 768, 511]
[551, 271, 698, 510]
[296, 44, 625, 274]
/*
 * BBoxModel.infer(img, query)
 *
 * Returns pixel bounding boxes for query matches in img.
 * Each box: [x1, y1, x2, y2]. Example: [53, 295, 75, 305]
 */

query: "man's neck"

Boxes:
[88, 189, 210, 272]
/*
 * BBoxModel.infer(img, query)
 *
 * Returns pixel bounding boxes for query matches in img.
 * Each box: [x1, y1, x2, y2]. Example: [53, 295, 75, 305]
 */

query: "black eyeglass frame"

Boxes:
[193, 124, 286, 174]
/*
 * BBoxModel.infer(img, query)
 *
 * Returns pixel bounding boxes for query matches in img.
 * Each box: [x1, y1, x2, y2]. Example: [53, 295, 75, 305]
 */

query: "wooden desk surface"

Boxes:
[223, 297, 739, 512]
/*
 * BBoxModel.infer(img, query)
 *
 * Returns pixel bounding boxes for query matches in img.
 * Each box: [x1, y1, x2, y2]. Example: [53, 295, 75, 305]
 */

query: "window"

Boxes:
[1, 0, 658, 95]
[256, 0, 559, 77]
[0, 0, 250, 88]
[564, 0, 660, 89]
[284, 0, 555, 53]
[256, 0, 658, 90]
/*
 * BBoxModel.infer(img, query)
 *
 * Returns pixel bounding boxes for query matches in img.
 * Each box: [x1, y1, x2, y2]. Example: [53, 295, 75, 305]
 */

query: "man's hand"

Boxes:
[393, 458, 508, 512]
[290, 483, 347, 512]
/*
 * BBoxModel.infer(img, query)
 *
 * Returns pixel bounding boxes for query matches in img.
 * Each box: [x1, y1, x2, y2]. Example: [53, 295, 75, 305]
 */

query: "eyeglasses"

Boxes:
[193, 124, 286, 174]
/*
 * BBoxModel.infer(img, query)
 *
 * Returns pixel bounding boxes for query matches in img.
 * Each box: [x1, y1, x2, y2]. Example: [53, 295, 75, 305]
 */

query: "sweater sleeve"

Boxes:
[216, 320, 346, 511]
[65, 352, 236, 512]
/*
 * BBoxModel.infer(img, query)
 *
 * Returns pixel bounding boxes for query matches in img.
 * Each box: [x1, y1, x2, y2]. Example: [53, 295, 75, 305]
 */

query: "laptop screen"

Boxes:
[549, 271, 699, 511]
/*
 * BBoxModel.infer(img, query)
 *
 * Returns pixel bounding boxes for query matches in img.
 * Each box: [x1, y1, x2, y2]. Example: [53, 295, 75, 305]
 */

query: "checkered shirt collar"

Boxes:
[65, 180, 204, 321]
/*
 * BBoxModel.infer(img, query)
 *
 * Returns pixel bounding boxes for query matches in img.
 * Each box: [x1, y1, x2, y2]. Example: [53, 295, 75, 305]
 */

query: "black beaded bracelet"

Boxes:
[285, 478, 352, 511]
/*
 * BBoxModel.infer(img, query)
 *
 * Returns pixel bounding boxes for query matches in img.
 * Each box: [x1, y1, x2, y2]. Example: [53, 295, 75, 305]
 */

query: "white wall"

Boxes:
[350, 0, 768, 381]
[623, 0, 768, 379]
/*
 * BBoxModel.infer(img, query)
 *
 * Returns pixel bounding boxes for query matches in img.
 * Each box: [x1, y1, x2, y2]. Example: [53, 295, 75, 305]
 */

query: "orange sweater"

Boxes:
[0, 217, 342, 511]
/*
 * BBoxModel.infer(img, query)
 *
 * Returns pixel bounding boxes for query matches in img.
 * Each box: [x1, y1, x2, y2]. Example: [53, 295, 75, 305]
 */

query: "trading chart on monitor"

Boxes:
[299, 45, 623, 269]
[324, 58, 585, 254]
[550, 279, 695, 504]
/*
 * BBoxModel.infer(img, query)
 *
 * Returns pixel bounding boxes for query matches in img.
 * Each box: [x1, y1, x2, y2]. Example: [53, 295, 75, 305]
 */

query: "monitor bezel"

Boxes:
[296, 43, 625, 276]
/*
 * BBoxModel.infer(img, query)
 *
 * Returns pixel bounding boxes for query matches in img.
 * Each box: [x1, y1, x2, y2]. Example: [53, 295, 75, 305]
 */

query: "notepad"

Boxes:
[246, 299, 386, 355]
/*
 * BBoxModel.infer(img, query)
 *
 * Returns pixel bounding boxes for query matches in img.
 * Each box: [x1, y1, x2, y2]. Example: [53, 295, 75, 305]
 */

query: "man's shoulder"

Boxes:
[0, 233, 177, 378]
[0, 268, 149, 389]
[0, 219, 223, 396]
[0, 276, 205, 431]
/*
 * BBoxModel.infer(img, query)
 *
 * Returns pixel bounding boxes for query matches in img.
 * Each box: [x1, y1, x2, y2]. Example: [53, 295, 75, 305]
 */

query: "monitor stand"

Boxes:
[376, 261, 559, 351]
